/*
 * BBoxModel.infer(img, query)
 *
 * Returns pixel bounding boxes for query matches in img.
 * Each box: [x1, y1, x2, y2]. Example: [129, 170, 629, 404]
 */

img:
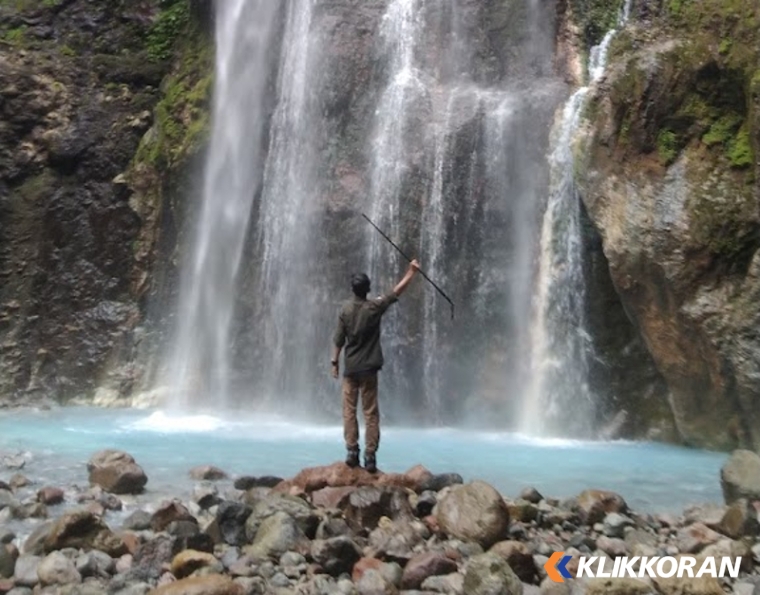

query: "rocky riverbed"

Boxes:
[2, 449, 760, 595]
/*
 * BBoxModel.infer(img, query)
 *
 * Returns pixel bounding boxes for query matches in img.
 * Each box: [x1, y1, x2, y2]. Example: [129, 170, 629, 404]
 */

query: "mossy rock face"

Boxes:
[575, 0, 760, 451]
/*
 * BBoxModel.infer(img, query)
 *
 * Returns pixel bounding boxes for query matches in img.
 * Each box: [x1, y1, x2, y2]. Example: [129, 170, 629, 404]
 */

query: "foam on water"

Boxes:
[0, 407, 727, 514]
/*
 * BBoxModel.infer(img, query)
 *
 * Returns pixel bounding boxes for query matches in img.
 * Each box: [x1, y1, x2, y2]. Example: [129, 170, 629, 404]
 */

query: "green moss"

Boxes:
[702, 113, 742, 146]
[718, 38, 732, 55]
[60, 45, 76, 57]
[657, 130, 679, 164]
[570, 0, 625, 50]
[3, 25, 26, 45]
[147, 0, 190, 63]
[727, 126, 753, 168]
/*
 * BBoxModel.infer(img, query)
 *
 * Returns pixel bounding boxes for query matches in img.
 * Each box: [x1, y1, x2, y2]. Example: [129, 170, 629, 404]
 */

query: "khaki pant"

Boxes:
[342, 374, 379, 455]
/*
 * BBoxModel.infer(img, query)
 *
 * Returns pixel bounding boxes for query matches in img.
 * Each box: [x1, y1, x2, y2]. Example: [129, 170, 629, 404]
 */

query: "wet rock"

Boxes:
[122, 510, 152, 532]
[244, 511, 307, 561]
[151, 500, 197, 532]
[37, 551, 81, 586]
[401, 552, 458, 590]
[722, 451, 760, 505]
[9, 475, 29, 489]
[575, 490, 628, 525]
[87, 450, 147, 495]
[342, 486, 413, 532]
[36, 487, 64, 506]
[311, 536, 362, 577]
[171, 550, 219, 579]
[215, 501, 251, 546]
[44, 510, 126, 556]
[150, 575, 244, 595]
[436, 481, 511, 549]
[194, 484, 221, 509]
[675, 522, 721, 553]
[719, 498, 759, 538]
[463, 552, 522, 595]
[0, 491, 17, 511]
[190, 466, 229, 481]
[489, 541, 536, 583]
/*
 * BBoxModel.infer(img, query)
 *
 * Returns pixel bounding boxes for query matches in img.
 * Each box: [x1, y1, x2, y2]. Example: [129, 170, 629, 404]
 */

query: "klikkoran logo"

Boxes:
[544, 552, 741, 583]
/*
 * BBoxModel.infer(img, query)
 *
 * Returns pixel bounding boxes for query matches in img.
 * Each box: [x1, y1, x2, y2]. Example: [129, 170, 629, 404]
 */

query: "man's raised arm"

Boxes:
[393, 259, 421, 297]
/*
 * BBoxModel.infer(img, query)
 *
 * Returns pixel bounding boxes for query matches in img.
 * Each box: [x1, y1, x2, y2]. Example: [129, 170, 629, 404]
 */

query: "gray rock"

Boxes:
[721, 451, 760, 505]
[733, 583, 754, 595]
[0, 529, 15, 544]
[463, 553, 522, 595]
[112, 583, 151, 595]
[356, 568, 394, 595]
[268, 571, 291, 587]
[602, 513, 633, 538]
[216, 501, 252, 546]
[13, 555, 42, 587]
[245, 494, 317, 541]
[279, 551, 306, 567]
[189, 465, 228, 481]
[311, 536, 362, 577]
[122, 510, 152, 531]
[380, 562, 403, 587]
[0, 490, 19, 511]
[76, 550, 115, 578]
[193, 483, 221, 509]
[37, 551, 81, 586]
[6, 589, 34, 595]
[245, 511, 306, 561]
[596, 536, 628, 557]
[675, 522, 721, 553]
[0, 544, 16, 578]
[233, 576, 267, 595]
[436, 481, 511, 549]
[421, 572, 465, 594]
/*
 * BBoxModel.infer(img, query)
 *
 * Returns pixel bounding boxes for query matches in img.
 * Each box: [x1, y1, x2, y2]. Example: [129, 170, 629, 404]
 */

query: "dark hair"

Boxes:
[351, 273, 371, 298]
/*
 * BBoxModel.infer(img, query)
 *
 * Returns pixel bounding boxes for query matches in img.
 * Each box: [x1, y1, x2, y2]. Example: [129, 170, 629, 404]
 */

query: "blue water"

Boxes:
[0, 407, 726, 514]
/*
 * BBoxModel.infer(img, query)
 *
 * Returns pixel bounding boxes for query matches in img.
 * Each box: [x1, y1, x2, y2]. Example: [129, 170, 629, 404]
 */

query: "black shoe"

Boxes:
[364, 453, 377, 474]
[345, 449, 360, 468]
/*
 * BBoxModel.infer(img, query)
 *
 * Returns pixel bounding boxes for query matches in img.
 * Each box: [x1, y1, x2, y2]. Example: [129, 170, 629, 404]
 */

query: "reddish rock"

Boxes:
[311, 486, 355, 510]
[401, 552, 458, 590]
[120, 531, 141, 555]
[273, 461, 421, 494]
[0, 578, 14, 593]
[151, 500, 197, 532]
[403, 465, 434, 491]
[37, 487, 64, 506]
[150, 575, 243, 595]
[576, 490, 628, 524]
[44, 510, 127, 557]
[423, 515, 439, 533]
[85, 502, 106, 517]
[676, 522, 721, 553]
[352, 556, 383, 582]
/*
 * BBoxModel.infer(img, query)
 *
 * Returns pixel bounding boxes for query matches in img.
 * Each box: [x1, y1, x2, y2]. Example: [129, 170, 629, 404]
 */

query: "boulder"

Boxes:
[352, 557, 383, 582]
[721, 451, 760, 504]
[151, 501, 197, 532]
[436, 481, 511, 548]
[149, 575, 244, 595]
[400, 552, 458, 590]
[244, 494, 318, 541]
[123, 510, 153, 532]
[489, 541, 536, 583]
[75, 550, 115, 579]
[37, 551, 81, 586]
[519, 488, 543, 504]
[355, 568, 397, 595]
[13, 555, 41, 587]
[421, 572, 465, 594]
[244, 511, 307, 561]
[575, 490, 628, 525]
[193, 484, 221, 510]
[311, 486, 355, 510]
[36, 487, 64, 506]
[419, 473, 464, 493]
[341, 486, 414, 531]
[215, 502, 251, 546]
[233, 476, 283, 490]
[87, 450, 147, 495]
[273, 462, 419, 494]
[652, 556, 723, 595]
[170, 550, 219, 579]
[719, 498, 759, 538]
[311, 536, 362, 577]
[603, 513, 634, 538]
[463, 552, 522, 595]
[0, 545, 16, 579]
[189, 466, 228, 481]
[44, 510, 127, 556]
[129, 535, 175, 582]
[675, 522, 721, 553]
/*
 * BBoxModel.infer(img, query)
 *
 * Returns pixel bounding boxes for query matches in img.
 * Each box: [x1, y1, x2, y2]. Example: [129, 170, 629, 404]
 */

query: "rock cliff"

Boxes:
[576, 0, 760, 449]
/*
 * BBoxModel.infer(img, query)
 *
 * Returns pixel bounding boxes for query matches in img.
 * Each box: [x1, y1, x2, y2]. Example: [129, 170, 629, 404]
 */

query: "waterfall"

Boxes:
[162, 0, 282, 410]
[523, 0, 632, 436]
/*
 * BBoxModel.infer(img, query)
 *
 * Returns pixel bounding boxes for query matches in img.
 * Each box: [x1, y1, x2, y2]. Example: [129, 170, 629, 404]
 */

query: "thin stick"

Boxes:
[362, 213, 455, 320]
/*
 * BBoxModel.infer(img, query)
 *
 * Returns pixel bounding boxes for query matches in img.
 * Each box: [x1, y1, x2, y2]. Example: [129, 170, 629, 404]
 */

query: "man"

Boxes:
[331, 260, 421, 473]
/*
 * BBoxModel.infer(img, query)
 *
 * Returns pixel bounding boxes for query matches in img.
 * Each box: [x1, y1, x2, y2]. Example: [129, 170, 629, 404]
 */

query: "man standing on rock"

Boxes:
[331, 260, 421, 473]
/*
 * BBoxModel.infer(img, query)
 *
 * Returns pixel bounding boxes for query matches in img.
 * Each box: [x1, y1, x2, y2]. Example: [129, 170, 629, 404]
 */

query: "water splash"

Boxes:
[162, 0, 281, 410]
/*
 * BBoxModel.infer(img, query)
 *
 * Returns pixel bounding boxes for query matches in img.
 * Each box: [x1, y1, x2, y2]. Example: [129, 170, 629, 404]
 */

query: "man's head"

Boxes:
[351, 273, 371, 298]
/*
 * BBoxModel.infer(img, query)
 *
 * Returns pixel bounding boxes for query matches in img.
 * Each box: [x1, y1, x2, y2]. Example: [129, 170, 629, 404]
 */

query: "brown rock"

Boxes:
[310, 486, 355, 510]
[0, 578, 14, 593]
[87, 450, 147, 495]
[489, 540, 536, 582]
[151, 501, 197, 532]
[120, 531, 141, 555]
[341, 486, 414, 531]
[585, 578, 657, 595]
[435, 481, 510, 548]
[404, 465, 434, 491]
[273, 461, 421, 494]
[575, 490, 628, 524]
[170, 550, 218, 579]
[149, 575, 243, 595]
[37, 487, 64, 506]
[652, 556, 723, 595]
[400, 552, 458, 590]
[43, 510, 126, 557]
[719, 499, 759, 539]
[352, 556, 383, 582]
[189, 466, 228, 481]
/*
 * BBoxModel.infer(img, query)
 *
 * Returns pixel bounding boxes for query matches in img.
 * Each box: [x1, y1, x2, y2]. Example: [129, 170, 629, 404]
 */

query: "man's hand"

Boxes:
[394, 259, 422, 297]
[409, 259, 420, 273]
[331, 362, 339, 379]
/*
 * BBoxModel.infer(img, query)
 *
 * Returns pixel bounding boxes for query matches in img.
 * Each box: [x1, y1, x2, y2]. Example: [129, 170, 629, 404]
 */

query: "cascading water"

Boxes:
[162, 0, 282, 410]
[522, 0, 632, 437]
